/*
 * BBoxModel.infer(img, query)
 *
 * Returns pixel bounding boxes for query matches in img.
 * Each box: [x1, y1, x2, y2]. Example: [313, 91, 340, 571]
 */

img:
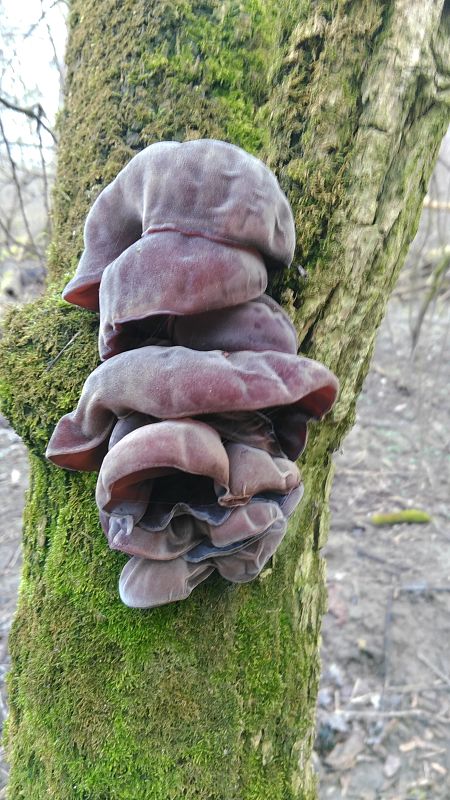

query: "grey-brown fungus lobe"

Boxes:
[118, 517, 288, 609]
[48, 139, 338, 610]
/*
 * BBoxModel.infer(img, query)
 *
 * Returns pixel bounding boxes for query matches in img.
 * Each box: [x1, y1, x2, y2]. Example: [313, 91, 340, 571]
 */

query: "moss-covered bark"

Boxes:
[1, 1, 449, 797]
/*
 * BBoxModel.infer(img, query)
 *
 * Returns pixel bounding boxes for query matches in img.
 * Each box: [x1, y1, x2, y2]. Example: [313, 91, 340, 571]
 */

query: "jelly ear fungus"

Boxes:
[47, 139, 338, 609]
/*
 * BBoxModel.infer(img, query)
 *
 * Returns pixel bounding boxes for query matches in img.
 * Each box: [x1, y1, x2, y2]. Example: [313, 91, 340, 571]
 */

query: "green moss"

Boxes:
[49, 0, 280, 289]
[0, 294, 99, 454]
[6, 451, 324, 798]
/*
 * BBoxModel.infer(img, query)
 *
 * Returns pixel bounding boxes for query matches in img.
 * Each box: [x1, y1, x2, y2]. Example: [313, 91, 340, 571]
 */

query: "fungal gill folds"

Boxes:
[47, 139, 338, 610]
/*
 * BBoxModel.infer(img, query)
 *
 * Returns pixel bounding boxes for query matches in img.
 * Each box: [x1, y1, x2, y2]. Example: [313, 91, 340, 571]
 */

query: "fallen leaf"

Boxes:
[384, 753, 401, 778]
[327, 583, 348, 625]
[399, 737, 429, 753]
[399, 739, 416, 753]
[325, 730, 365, 771]
[431, 762, 447, 776]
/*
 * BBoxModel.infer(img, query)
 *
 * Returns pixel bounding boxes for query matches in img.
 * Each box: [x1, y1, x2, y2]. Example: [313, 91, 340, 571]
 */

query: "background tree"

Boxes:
[0, 0, 66, 302]
[1, 1, 449, 798]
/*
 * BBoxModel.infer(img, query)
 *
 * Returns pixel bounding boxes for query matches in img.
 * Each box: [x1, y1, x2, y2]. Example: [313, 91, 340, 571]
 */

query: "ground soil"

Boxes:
[0, 292, 448, 800]
[315, 296, 450, 800]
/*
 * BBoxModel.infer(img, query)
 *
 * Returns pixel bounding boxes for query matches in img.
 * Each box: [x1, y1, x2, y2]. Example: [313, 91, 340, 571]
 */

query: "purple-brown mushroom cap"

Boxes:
[45, 346, 339, 471]
[47, 137, 342, 611]
[96, 420, 300, 527]
[98, 235, 269, 360]
[121, 483, 304, 534]
[110, 409, 290, 459]
[217, 442, 300, 507]
[95, 419, 229, 519]
[171, 295, 298, 356]
[62, 140, 295, 311]
[205, 499, 284, 546]
[102, 500, 284, 561]
[104, 513, 204, 561]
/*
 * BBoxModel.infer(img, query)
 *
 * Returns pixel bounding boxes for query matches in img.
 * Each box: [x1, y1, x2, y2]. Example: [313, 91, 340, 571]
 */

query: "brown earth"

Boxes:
[315, 296, 450, 799]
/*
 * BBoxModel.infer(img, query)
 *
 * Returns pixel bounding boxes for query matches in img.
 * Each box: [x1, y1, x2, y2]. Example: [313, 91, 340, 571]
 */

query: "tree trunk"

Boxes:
[1, 1, 449, 798]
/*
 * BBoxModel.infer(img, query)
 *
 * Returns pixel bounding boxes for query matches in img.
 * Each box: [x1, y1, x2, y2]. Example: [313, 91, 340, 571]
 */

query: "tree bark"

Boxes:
[1, 1, 449, 798]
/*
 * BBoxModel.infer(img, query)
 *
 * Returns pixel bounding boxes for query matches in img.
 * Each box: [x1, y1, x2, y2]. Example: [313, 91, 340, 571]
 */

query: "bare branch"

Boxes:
[0, 116, 42, 261]
[0, 217, 41, 257]
[40, 0, 65, 87]
[36, 121, 51, 234]
[411, 252, 450, 349]
[0, 96, 57, 143]
[22, 0, 66, 41]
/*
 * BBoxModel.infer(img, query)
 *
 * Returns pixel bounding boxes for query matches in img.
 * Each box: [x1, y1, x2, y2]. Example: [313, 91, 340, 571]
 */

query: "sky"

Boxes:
[1, 0, 67, 162]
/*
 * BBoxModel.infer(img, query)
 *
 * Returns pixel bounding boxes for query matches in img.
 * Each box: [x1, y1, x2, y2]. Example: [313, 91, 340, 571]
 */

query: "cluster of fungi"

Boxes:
[46, 140, 338, 610]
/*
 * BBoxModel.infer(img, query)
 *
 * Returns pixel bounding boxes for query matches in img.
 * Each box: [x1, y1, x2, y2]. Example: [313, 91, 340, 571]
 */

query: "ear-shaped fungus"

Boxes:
[104, 514, 204, 561]
[104, 483, 303, 538]
[46, 346, 338, 471]
[95, 419, 229, 519]
[211, 518, 288, 583]
[96, 421, 300, 531]
[62, 139, 295, 312]
[104, 485, 302, 542]
[110, 409, 288, 459]
[118, 517, 288, 609]
[49, 138, 339, 610]
[103, 501, 284, 561]
[171, 295, 298, 356]
[110, 484, 302, 607]
[98, 235, 268, 360]
[115, 483, 233, 531]
[119, 555, 214, 609]
[218, 442, 300, 506]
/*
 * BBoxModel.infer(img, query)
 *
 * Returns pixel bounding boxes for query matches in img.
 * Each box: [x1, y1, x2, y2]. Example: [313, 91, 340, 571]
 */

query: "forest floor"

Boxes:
[0, 290, 449, 799]
[315, 295, 450, 799]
